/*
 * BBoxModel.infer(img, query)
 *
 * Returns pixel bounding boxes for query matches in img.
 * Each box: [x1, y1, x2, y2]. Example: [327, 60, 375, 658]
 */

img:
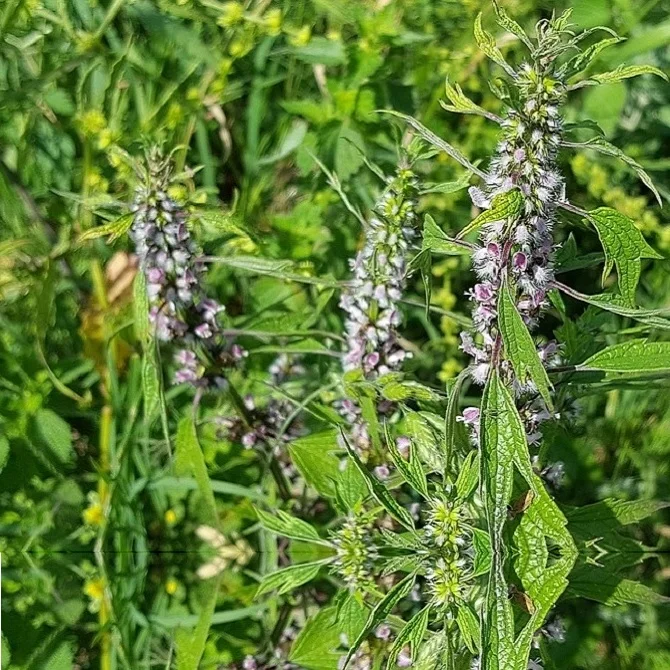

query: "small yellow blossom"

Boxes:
[264, 9, 282, 36]
[78, 110, 107, 138]
[218, 2, 244, 28]
[165, 578, 179, 595]
[164, 509, 178, 525]
[84, 577, 105, 602]
[289, 26, 311, 47]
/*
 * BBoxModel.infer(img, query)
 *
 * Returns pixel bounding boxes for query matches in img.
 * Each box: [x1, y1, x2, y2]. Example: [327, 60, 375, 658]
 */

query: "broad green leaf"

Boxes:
[256, 560, 328, 596]
[175, 417, 218, 525]
[33, 408, 73, 464]
[255, 508, 327, 545]
[379, 379, 441, 403]
[176, 577, 219, 670]
[586, 207, 663, 305]
[474, 13, 516, 78]
[457, 188, 523, 240]
[492, 1, 533, 49]
[341, 430, 415, 531]
[37, 641, 75, 670]
[568, 572, 670, 606]
[195, 208, 257, 251]
[335, 459, 368, 510]
[580, 339, 670, 373]
[386, 424, 429, 498]
[498, 278, 554, 410]
[422, 214, 473, 256]
[77, 212, 134, 244]
[441, 80, 500, 122]
[412, 632, 449, 670]
[343, 572, 417, 669]
[292, 37, 347, 65]
[288, 430, 342, 498]
[289, 607, 343, 670]
[387, 605, 431, 669]
[565, 137, 662, 205]
[566, 498, 670, 527]
[335, 125, 366, 180]
[359, 395, 382, 452]
[419, 171, 472, 195]
[337, 592, 368, 643]
[405, 410, 445, 473]
[456, 603, 481, 655]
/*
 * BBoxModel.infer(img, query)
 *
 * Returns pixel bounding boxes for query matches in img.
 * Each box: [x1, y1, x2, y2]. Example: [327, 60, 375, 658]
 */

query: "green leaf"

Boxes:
[290, 607, 342, 670]
[292, 37, 347, 65]
[337, 592, 368, 643]
[343, 572, 417, 669]
[441, 80, 501, 122]
[133, 271, 150, 343]
[258, 119, 308, 165]
[419, 172, 472, 194]
[288, 430, 342, 498]
[498, 277, 554, 410]
[444, 370, 469, 469]
[340, 429, 415, 531]
[386, 424, 429, 498]
[379, 378, 441, 403]
[255, 508, 327, 545]
[211, 256, 340, 288]
[176, 578, 219, 670]
[566, 498, 670, 527]
[256, 560, 328, 596]
[482, 560, 515, 670]
[175, 417, 218, 525]
[142, 349, 161, 420]
[335, 125, 366, 180]
[455, 450, 479, 502]
[387, 605, 431, 669]
[565, 36, 624, 77]
[457, 188, 523, 239]
[456, 603, 481, 655]
[471, 527, 493, 577]
[565, 137, 662, 205]
[76, 212, 134, 244]
[378, 110, 486, 179]
[492, 1, 533, 49]
[553, 282, 670, 330]
[585, 207, 663, 306]
[405, 410, 445, 474]
[422, 214, 473, 256]
[569, 573, 670, 606]
[572, 64, 668, 88]
[580, 339, 670, 373]
[0, 436, 9, 474]
[474, 13, 516, 78]
[33, 408, 73, 464]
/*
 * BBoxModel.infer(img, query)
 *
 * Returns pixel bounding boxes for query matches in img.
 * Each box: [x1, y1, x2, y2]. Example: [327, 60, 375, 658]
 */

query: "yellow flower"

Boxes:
[289, 26, 311, 47]
[78, 110, 107, 138]
[83, 502, 104, 526]
[84, 577, 105, 602]
[164, 509, 178, 526]
[218, 2, 244, 28]
[264, 9, 282, 36]
[165, 578, 179, 595]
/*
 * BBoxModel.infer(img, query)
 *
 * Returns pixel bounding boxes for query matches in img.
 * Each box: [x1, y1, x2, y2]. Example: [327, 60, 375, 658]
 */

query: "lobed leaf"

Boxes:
[441, 80, 502, 122]
[585, 207, 663, 306]
[76, 212, 134, 245]
[387, 605, 431, 669]
[256, 560, 329, 596]
[422, 214, 474, 257]
[255, 508, 327, 545]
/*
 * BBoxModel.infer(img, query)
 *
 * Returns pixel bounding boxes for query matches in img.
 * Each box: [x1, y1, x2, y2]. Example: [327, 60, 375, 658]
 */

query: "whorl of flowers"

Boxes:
[423, 497, 470, 608]
[339, 163, 420, 457]
[340, 165, 419, 378]
[459, 18, 572, 446]
[130, 150, 244, 388]
[330, 512, 379, 592]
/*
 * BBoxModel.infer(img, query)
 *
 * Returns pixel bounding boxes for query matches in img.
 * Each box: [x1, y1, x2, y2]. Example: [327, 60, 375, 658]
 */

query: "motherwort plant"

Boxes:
[339, 154, 420, 462]
[129, 149, 245, 390]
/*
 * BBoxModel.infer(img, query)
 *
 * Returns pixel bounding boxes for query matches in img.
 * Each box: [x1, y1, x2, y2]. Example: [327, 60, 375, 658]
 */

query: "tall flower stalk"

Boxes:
[339, 156, 420, 462]
[130, 149, 245, 390]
